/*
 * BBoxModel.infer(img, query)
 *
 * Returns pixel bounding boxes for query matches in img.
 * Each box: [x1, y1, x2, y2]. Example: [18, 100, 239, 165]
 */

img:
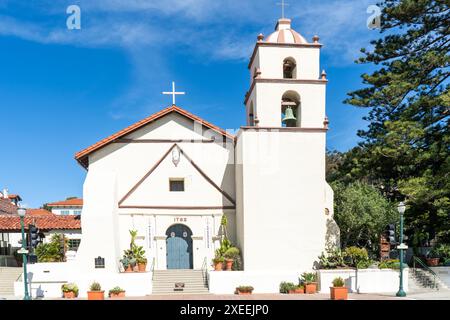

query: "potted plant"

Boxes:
[330, 277, 348, 300]
[212, 256, 225, 271]
[61, 283, 79, 299]
[137, 257, 147, 272]
[109, 286, 126, 299]
[223, 247, 240, 271]
[295, 285, 305, 294]
[279, 281, 296, 294]
[426, 248, 440, 266]
[87, 281, 104, 300]
[120, 257, 132, 272]
[301, 272, 318, 294]
[235, 286, 254, 295]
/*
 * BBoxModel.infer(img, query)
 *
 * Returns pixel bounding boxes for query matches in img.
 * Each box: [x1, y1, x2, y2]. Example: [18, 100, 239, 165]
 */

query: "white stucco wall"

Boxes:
[236, 129, 332, 272]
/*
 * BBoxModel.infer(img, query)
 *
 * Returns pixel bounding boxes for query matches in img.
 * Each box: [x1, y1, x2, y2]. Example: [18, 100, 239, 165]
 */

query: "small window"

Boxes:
[170, 179, 185, 192]
[68, 239, 81, 251]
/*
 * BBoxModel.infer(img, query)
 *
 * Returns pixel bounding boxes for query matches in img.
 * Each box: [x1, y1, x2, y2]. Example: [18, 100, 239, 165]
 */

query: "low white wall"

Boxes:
[209, 270, 300, 294]
[14, 262, 152, 298]
[318, 268, 408, 294]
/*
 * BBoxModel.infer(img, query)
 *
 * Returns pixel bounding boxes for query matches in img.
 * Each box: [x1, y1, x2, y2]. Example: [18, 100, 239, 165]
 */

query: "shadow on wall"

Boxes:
[325, 218, 341, 251]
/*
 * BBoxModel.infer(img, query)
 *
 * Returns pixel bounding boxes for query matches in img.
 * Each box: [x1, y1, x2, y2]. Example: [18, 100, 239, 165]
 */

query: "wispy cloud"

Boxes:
[0, 0, 379, 117]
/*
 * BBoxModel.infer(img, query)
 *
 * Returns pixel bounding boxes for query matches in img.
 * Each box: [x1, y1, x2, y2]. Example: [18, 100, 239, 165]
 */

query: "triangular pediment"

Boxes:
[119, 144, 235, 209]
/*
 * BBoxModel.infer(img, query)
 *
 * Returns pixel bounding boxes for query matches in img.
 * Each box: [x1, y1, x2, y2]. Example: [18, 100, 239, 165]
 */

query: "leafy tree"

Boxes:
[344, 0, 450, 243]
[35, 234, 67, 262]
[332, 182, 398, 255]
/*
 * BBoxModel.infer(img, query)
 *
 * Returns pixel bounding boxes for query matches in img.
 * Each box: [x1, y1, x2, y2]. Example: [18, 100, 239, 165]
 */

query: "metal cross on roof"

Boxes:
[162, 81, 185, 105]
[276, 0, 289, 19]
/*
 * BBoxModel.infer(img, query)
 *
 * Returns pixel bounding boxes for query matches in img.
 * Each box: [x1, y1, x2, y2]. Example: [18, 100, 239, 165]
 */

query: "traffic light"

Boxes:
[28, 224, 39, 249]
[386, 224, 396, 245]
[59, 235, 66, 257]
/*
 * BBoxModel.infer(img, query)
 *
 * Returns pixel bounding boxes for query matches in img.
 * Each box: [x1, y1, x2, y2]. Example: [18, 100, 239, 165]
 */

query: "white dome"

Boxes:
[265, 19, 308, 44]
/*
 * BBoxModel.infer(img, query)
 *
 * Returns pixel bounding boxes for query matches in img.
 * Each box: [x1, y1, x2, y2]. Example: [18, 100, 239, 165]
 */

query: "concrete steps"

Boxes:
[408, 268, 448, 293]
[0, 267, 22, 296]
[152, 270, 209, 294]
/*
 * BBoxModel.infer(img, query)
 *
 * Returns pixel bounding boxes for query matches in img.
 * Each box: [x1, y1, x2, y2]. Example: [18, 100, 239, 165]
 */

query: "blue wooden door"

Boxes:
[166, 224, 193, 269]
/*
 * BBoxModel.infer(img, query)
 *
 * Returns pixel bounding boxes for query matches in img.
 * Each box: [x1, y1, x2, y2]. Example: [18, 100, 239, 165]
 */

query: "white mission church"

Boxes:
[18, 17, 339, 297]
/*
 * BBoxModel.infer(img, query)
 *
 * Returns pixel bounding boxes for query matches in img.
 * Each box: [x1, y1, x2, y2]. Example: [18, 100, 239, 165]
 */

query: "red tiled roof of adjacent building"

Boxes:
[0, 198, 17, 215]
[0, 215, 81, 232]
[74, 105, 236, 169]
[26, 208, 54, 216]
[46, 198, 83, 207]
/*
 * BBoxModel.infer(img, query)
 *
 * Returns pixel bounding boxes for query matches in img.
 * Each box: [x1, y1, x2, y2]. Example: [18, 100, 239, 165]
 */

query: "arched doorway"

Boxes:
[166, 224, 193, 269]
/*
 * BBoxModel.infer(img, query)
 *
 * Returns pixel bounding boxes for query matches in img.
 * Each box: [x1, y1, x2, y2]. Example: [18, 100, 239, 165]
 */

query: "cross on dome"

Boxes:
[276, 0, 289, 19]
[162, 81, 185, 105]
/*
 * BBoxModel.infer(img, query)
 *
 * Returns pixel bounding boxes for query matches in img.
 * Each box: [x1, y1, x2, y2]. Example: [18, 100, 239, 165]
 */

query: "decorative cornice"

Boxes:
[248, 42, 322, 70]
[237, 126, 328, 139]
[244, 78, 328, 105]
[120, 206, 236, 210]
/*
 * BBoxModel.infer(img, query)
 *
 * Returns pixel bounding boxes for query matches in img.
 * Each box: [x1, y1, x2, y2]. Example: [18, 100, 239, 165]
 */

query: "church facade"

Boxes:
[18, 17, 339, 297]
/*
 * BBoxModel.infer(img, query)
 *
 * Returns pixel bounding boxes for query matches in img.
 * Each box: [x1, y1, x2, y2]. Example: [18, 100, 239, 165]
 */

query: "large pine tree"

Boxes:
[344, 0, 449, 243]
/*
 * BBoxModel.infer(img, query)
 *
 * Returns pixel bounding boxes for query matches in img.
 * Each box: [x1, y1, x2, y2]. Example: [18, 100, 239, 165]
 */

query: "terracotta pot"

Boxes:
[87, 291, 105, 300]
[305, 283, 317, 294]
[225, 259, 234, 271]
[138, 263, 147, 272]
[426, 258, 439, 266]
[110, 292, 126, 299]
[124, 265, 133, 273]
[63, 291, 76, 299]
[294, 288, 305, 294]
[330, 287, 348, 300]
[237, 291, 252, 295]
[214, 262, 223, 271]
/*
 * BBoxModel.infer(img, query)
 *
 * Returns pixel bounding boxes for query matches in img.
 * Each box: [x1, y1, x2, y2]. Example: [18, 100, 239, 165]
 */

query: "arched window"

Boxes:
[283, 57, 297, 79]
[248, 102, 255, 126]
[281, 91, 301, 127]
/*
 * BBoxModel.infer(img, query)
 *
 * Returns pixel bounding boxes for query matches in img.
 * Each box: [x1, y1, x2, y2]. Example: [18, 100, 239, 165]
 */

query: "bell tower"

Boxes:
[244, 18, 328, 128]
[235, 17, 337, 274]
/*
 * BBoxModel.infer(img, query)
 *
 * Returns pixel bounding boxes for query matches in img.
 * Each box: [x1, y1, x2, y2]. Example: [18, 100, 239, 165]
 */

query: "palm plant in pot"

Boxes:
[120, 257, 132, 272]
[61, 283, 79, 299]
[301, 272, 318, 294]
[87, 281, 104, 300]
[330, 277, 348, 300]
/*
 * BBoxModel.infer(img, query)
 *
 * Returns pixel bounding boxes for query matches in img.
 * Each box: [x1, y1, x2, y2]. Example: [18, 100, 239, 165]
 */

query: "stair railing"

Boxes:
[412, 256, 438, 290]
[151, 257, 156, 281]
[201, 257, 209, 288]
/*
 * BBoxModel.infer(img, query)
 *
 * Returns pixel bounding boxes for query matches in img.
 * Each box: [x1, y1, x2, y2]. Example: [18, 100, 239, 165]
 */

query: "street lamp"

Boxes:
[17, 207, 31, 300]
[396, 201, 407, 297]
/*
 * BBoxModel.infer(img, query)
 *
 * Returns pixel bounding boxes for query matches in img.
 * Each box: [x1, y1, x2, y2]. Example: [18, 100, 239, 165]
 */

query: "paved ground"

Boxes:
[3, 290, 449, 300]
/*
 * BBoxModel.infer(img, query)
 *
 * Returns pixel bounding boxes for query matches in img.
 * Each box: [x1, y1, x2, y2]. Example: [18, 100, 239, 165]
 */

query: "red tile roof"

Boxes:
[0, 198, 17, 215]
[46, 198, 83, 207]
[75, 105, 235, 169]
[26, 208, 54, 216]
[0, 215, 81, 232]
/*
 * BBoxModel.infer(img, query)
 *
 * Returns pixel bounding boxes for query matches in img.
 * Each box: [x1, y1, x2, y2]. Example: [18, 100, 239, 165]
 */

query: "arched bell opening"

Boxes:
[281, 91, 301, 128]
[283, 57, 297, 79]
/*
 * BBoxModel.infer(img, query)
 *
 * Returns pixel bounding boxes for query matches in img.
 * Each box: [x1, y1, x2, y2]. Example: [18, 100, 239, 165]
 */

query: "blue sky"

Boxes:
[0, 0, 380, 207]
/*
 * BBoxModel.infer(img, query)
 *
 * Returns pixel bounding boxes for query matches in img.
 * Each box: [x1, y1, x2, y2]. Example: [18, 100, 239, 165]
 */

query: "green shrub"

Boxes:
[35, 234, 67, 262]
[332, 277, 345, 287]
[89, 281, 102, 292]
[344, 246, 371, 269]
[224, 247, 240, 260]
[379, 259, 400, 269]
[279, 282, 297, 293]
[431, 244, 450, 260]
[318, 248, 347, 269]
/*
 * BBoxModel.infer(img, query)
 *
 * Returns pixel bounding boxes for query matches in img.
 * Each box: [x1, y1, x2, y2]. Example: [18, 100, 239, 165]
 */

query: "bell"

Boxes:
[282, 107, 297, 124]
